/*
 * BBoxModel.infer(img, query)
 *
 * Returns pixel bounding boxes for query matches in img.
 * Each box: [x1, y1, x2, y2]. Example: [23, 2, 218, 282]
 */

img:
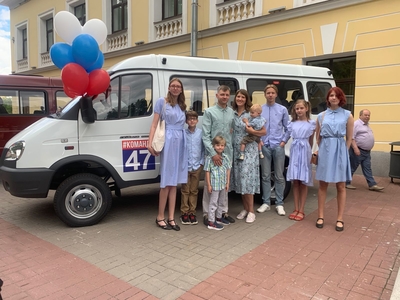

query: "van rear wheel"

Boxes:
[54, 173, 112, 227]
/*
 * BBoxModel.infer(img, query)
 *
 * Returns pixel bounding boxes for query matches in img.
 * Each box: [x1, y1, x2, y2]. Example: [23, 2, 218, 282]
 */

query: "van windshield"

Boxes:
[54, 96, 81, 118]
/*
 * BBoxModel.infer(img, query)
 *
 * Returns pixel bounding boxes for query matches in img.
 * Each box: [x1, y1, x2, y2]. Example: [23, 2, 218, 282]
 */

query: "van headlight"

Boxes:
[5, 141, 26, 161]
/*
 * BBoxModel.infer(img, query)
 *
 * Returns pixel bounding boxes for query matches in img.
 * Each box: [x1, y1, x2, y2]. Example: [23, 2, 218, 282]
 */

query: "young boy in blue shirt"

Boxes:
[180, 110, 204, 225]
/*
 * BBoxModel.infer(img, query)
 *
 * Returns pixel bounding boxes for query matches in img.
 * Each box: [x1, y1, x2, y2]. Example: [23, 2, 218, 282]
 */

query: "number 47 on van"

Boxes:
[122, 139, 155, 172]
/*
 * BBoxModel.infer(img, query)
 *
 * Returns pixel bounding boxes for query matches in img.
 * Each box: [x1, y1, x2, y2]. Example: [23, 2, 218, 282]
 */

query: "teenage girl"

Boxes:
[286, 99, 316, 221]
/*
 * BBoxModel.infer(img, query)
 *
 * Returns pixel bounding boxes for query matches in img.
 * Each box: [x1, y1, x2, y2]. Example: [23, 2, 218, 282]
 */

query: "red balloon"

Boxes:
[63, 85, 80, 98]
[61, 63, 89, 96]
[86, 69, 110, 96]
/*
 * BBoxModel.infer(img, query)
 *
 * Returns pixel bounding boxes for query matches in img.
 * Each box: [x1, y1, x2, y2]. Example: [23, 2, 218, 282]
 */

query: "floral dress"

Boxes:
[229, 111, 260, 194]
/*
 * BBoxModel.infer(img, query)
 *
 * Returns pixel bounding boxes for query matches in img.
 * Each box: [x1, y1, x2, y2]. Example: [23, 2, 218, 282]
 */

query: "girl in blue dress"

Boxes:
[287, 99, 316, 221]
[315, 87, 354, 231]
[148, 78, 188, 231]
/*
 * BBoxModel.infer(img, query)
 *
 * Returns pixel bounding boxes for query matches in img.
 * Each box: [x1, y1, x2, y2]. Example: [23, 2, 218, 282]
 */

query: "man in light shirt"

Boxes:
[257, 84, 290, 216]
[202, 85, 235, 225]
[346, 109, 384, 191]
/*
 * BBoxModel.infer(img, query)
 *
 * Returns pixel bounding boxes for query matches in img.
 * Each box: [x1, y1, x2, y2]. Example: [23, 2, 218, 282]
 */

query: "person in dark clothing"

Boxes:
[0, 97, 8, 114]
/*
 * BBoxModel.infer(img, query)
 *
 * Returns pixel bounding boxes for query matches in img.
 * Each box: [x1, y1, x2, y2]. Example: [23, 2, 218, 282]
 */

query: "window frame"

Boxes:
[306, 81, 333, 115]
[307, 56, 356, 114]
[0, 89, 47, 115]
[45, 18, 54, 52]
[162, 0, 182, 20]
[74, 3, 86, 26]
[246, 78, 304, 111]
[170, 75, 239, 115]
[112, 0, 128, 33]
[93, 73, 153, 120]
[22, 28, 28, 59]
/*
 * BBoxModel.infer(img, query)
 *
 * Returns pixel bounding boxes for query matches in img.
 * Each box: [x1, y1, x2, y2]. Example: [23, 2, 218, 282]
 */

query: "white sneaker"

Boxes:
[246, 212, 256, 223]
[276, 205, 286, 216]
[257, 203, 270, 213]
[237, 210, 248, 220]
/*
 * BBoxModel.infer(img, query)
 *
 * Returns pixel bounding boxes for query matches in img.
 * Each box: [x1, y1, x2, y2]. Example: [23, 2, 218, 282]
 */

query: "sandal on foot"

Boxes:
[294, 212, 305, 221]
[335, 220, 344, 232]
[316, 218, 324, 229]
[289, 210, 299, 220]
[168, 219, 181, 231]
[156, 219, 171, 230]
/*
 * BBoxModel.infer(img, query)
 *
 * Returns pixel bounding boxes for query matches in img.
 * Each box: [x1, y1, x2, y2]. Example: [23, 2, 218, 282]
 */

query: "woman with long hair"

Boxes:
[230, 89, 266, 223]
[148, 78, 187, 231]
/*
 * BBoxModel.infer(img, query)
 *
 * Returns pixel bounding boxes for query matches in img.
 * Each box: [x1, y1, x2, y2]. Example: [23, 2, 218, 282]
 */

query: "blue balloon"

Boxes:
[50, 43, 74, 69]
[71, 34, 99, 70]
[86, 51, 104, 73]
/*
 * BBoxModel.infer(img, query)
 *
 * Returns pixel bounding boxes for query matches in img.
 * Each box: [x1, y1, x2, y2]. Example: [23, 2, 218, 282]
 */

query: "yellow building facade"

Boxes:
[3, 0, 400, 168]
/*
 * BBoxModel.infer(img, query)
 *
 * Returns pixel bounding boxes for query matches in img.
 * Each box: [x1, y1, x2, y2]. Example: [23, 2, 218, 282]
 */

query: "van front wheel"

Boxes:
[54, 173, 112, 227]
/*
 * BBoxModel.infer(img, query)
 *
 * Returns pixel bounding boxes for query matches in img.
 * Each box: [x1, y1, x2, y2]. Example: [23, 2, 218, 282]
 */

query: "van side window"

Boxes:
[307, 82, 332, 114]
[93, 74, 152, 120]
[0, 89, 46, 115]
[55, 91, 70, 111]
[173, 76, 238, 114]
[247, 79, 303, 112]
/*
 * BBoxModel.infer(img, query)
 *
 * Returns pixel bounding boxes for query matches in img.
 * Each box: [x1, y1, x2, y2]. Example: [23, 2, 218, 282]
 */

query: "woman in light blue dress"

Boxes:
[230, 89, 266, 223]
[315, 87, 354, 232]
[286, 100, 316, 221]
[148, 78, 187, 231]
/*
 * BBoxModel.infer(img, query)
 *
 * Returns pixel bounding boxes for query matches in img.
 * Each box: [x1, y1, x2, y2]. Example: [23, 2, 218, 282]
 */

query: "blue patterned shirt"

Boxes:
[185, 127, 204, 171]
[248, 116, 266, 130]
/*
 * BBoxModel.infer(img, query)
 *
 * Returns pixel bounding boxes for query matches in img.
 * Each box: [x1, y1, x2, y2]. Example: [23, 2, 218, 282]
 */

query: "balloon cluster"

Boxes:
[50, 11, 110, 98]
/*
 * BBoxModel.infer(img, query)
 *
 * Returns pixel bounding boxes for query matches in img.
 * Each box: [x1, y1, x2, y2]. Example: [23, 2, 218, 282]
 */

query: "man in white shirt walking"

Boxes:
[346, 109, 384, 191]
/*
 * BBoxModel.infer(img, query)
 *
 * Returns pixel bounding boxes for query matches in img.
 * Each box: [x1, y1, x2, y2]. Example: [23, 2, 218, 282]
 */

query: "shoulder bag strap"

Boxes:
[317, 111, 326, 146]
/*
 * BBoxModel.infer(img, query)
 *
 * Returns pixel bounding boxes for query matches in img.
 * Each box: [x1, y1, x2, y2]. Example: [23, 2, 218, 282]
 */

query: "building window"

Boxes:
[22, 28, 28, 59]
[112, 0, 128, 33]
[74, 3, 86, 25]
[162, 0, 182, 19]
[46, 19, 54, 52]
[307, 56, 356, 114]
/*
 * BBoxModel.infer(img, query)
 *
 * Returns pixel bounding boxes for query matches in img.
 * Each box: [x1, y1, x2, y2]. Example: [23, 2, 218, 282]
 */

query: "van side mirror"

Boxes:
[80, 97, 96, 124]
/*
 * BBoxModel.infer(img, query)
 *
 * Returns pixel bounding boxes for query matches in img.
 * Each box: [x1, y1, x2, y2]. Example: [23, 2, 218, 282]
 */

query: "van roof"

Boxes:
[0, 74, 63, 88]
[108, 54, 333, 79]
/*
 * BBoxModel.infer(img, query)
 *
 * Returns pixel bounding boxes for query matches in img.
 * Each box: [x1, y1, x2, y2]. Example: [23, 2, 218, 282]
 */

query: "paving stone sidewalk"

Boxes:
[0, 174, 399, 299]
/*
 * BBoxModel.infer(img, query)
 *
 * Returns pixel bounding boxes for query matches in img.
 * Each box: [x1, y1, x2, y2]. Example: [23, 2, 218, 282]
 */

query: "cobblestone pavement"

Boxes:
[0, 174, 399, 299]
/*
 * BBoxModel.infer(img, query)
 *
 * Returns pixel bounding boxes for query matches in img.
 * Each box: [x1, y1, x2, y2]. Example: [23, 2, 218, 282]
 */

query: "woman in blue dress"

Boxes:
[230, 89, 266, 223]
[286, 99, 316, 221]
[148, 78, 187, 231]
[315, 87, 354, 231]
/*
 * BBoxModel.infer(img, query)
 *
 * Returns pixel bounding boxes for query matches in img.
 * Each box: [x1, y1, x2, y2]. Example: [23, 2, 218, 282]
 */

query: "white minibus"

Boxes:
[0, 54, 335, 226]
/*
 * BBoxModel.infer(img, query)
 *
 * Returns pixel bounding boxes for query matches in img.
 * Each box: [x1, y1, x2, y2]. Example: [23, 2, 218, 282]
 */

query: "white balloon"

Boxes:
[54, 11, 82, 44]
[82, 19, 108, 45]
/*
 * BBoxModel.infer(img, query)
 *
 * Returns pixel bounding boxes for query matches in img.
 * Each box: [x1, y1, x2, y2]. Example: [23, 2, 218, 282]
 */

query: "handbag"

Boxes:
[312, 111, 326, 165]
[311, 153, 318, 165]
[151, 100, 166, 152]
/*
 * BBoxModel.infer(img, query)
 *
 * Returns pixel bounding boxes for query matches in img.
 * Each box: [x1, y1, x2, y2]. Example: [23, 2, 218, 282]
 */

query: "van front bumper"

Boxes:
[0, 166, 54, 198]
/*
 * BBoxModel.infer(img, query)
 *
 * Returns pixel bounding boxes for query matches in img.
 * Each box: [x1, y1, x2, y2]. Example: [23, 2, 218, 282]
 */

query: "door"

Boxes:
[78, 71, 161, 182]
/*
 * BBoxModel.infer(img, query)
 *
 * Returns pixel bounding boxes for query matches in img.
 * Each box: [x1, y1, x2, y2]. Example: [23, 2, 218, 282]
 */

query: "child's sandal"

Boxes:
[294, 212, 305, 221]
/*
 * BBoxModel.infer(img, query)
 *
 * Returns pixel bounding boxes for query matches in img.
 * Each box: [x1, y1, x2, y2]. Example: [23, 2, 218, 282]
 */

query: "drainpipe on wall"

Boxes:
[190, 0, 198, 57]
